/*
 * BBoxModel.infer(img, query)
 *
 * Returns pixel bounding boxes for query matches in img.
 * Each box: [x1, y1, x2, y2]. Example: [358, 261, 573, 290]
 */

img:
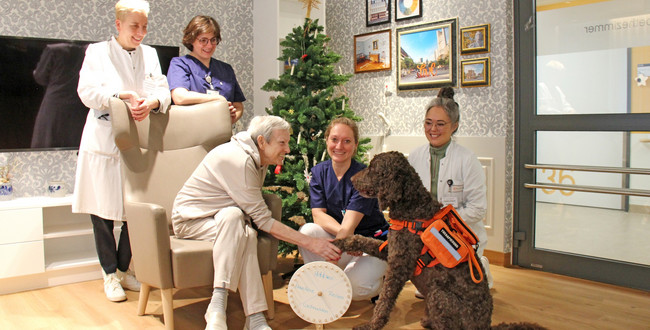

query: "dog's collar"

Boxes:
[388, 217, 436, 235]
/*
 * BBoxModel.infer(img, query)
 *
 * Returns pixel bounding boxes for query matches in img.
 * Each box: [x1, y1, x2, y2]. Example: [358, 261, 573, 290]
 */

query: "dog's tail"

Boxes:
[492, 322, 547, 330]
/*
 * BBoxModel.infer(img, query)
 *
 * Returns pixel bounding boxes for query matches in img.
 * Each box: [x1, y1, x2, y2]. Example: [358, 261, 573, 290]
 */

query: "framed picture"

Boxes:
[460, 24, 490, 55]
[396, 18, 458, 91]
[460, 57, 490, 87]
[354, 29, 392, 74]
[366, 0, 391, 27]
[395, 0, 422, 21]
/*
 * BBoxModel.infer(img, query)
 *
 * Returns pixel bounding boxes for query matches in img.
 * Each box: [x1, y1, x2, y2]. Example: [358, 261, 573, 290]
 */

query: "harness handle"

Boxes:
[465, 242, 484, 284]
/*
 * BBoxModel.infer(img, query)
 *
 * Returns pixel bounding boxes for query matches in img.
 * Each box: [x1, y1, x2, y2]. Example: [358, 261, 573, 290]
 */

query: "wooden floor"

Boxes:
[1, 257, 649, 329]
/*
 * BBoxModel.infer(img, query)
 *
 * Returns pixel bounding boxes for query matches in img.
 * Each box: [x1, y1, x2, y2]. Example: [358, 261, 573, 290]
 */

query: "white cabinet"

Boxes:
[42, 205, 98, 270]
[0, 196, 102, 294]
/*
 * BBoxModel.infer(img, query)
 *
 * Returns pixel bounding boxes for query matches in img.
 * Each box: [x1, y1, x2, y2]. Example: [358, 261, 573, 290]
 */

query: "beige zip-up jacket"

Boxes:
[171, 131, 275, 233]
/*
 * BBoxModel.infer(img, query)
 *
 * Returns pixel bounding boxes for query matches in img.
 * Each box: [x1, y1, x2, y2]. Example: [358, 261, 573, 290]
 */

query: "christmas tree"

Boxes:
[262, 18, 371, 256]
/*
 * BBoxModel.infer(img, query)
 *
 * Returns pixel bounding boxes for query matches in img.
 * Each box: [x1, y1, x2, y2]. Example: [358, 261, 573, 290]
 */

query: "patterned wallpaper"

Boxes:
[0, 0, 254, 197]
[325, 0, 515, 251]
[0, 0, 514, 251]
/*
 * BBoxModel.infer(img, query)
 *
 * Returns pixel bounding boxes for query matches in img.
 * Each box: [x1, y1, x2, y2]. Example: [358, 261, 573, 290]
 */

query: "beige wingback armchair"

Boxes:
[109, 98, 279, 329]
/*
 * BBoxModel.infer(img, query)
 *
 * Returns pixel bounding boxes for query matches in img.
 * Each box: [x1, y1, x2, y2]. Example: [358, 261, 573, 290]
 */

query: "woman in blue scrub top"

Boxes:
[166, 15, 245, 124]
[298, 117, 389, 301]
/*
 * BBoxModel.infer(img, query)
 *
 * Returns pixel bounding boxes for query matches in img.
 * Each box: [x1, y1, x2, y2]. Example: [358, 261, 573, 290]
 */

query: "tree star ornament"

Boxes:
[298, 0, 321, 18]
[635, 73, 648, 86]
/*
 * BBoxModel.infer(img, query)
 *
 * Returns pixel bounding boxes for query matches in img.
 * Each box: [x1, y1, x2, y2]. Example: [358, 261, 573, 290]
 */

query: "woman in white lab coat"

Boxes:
[72, 0, 171, 302]
[408, 86, 493, 289]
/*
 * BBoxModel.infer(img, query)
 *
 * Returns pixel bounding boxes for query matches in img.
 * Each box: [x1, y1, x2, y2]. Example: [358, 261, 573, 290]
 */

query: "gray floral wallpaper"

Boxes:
[0, 0, 514, 252]
[325, 0, 515, 251]
[0, 0, 254, 197]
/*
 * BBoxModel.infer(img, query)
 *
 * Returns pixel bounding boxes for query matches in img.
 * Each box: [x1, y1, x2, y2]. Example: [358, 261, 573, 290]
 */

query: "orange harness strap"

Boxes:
[379, 215, 481, 283]
[378, 217, 439, 273]
[387, 217, 436, 235]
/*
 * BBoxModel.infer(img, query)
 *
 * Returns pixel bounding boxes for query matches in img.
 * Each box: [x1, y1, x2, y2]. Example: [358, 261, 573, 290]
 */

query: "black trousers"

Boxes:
[90, 214, 132, 274]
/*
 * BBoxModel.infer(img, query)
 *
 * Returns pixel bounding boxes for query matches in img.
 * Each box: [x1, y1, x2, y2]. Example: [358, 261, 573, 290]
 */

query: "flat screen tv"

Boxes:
[0, 36, 179, 151]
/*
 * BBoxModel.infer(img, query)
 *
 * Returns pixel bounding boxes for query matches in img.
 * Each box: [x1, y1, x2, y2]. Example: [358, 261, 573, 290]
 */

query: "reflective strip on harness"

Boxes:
[431, 226, 462, 261]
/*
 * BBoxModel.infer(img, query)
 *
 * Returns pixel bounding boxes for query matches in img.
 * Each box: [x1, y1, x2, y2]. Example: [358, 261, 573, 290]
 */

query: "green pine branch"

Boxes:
[262, 18, 373, 257]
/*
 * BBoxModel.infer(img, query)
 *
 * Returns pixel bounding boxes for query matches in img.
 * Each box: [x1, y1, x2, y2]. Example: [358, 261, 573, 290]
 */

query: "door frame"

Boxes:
[513, 0, 650, 291]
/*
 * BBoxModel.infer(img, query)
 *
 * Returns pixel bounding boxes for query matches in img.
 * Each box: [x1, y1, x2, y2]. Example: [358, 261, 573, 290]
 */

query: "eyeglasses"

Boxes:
[197, 37, 218, 46]
[424, 120, 451, 130]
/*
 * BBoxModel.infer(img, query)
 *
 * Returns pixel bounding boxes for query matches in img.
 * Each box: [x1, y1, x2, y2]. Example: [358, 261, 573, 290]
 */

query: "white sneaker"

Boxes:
[103, 272, 127, 302]
[118, 269, 141, 292]
[481, 256, 494, 289]
[204, 312, 227, 330]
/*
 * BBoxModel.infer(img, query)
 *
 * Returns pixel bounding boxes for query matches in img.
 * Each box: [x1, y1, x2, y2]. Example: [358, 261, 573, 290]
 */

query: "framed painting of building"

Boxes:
[396, 18, 458, 90]
[367, 0, 391, 27]
[460, 57, 490, 87]
[460, 24, 490, 55]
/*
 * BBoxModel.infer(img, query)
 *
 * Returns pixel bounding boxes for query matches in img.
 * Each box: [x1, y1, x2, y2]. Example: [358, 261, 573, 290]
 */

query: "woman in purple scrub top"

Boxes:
[167, 15, 245, 124]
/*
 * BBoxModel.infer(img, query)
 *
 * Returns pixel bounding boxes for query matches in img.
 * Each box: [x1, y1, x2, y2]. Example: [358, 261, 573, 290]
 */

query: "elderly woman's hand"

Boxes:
[307, 237, 341, 262]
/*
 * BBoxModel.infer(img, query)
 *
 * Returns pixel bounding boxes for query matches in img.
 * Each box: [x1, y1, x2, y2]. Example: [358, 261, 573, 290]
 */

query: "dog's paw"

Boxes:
[331, 238, 346, 249]
[332, 238, 363, 255]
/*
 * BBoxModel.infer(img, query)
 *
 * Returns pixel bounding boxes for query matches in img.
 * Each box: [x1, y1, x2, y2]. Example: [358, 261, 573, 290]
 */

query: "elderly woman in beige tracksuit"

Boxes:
[172, 116, 341, 330]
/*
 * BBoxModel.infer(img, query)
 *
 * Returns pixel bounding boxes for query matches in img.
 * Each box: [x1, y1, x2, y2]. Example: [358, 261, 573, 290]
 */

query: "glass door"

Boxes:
[514, 0, 650, 290]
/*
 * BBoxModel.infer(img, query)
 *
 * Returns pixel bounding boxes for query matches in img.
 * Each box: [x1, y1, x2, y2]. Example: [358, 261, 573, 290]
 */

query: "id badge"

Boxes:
[143, 74, 157, 94]
[441, 196, 458, 208]
[206, 89, 220, 95]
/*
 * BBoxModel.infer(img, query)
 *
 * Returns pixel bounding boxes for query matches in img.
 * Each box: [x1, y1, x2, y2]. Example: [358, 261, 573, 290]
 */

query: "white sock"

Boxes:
[247, 312, 269, 330]
[207, 287, 228, 314]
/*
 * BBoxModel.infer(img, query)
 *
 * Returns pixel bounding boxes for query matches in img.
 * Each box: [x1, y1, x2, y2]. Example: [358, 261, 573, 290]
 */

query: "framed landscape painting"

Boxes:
[396, 18, 458, 90]
[460, 57, 490, 87]
[367, 0, 391, 27]
[354, 29, 392, 73]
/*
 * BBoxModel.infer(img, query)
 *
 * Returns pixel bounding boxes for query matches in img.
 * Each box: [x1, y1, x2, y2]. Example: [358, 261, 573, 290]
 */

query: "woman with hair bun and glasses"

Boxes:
[408, 86, 493, 290]
[167, 15, 244, 124]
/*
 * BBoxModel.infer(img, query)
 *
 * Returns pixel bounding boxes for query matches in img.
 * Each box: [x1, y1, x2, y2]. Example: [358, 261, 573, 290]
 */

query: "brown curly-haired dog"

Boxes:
[333, 152, 544, 330]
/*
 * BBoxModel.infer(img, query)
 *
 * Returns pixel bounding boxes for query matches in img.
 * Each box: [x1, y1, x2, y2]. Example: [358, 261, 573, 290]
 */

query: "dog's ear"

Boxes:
[376, 159, 411, 205]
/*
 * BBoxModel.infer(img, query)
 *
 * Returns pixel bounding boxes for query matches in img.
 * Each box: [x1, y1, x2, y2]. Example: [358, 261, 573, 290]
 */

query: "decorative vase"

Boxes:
[0, 182, 13, 201]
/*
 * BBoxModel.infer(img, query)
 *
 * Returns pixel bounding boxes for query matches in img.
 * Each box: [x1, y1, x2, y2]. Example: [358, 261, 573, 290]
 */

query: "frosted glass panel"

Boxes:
[536, 0, 650, 115]
[536, 131, 625, 209]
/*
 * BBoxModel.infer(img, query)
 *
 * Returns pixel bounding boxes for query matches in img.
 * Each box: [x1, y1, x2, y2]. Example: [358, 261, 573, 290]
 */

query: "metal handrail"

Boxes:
[524, 164, 650, 175]
[524, 183, 650, 197]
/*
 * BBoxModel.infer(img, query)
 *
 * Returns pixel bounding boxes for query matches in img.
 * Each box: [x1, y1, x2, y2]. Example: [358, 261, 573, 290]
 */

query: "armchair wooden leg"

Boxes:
[161, 288, 174, 330]
[262, 270, 275, 320]
[137, 283, 151, 315]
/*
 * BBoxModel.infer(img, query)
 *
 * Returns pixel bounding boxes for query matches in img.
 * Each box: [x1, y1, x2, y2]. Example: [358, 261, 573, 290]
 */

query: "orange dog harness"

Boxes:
[380, 205, 484, 284]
